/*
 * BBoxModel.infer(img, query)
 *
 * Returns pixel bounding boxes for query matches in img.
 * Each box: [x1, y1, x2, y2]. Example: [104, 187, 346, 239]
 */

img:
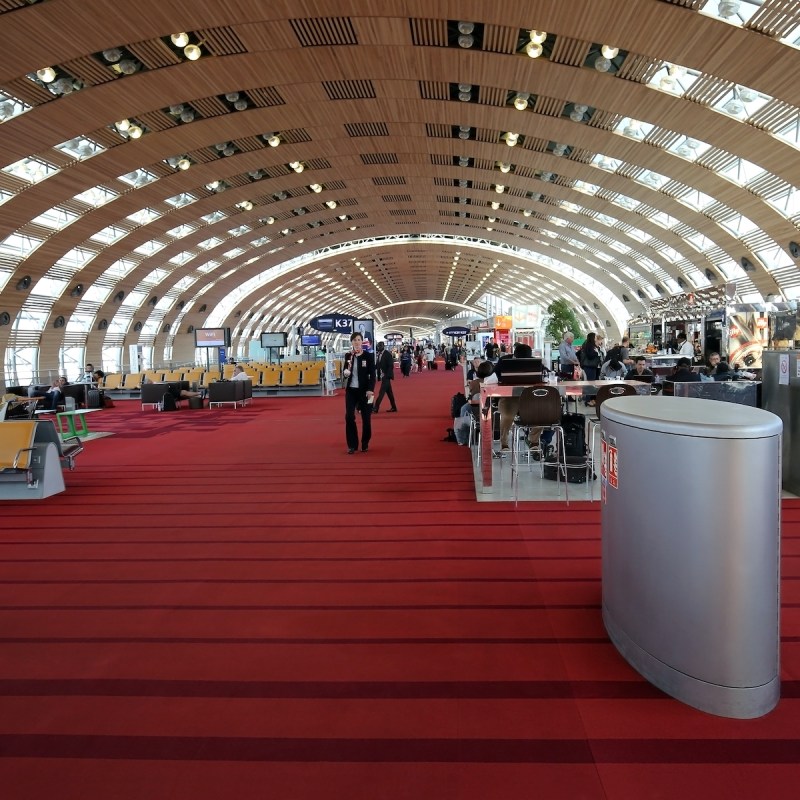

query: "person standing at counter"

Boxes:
[343, 331, 375, 454]
[676, 333, 694, 358]
[558, 331, 580, 379]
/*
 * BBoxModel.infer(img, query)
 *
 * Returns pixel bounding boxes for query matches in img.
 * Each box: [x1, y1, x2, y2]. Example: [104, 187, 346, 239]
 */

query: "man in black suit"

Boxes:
[373, 341, 397, 413]
[343, 331, 376, 453]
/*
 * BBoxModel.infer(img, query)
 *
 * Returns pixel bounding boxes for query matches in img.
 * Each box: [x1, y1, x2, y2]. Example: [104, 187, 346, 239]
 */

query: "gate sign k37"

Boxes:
[309, 314, 353, 334]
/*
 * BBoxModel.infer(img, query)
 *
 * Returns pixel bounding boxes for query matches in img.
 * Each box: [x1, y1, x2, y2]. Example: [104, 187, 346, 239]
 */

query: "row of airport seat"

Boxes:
[98, 362, 329, 392]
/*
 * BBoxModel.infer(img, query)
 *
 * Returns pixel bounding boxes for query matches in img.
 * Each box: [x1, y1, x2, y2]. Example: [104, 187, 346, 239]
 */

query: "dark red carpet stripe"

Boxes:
[2, 734, 800, 763]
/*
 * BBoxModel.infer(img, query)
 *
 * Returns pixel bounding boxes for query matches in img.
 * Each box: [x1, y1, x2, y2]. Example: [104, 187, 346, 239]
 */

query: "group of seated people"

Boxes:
[665, 352, 756, 383]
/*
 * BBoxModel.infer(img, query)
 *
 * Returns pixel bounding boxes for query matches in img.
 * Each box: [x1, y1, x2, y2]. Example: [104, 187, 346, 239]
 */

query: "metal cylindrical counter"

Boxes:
[600, 396, 782, 718]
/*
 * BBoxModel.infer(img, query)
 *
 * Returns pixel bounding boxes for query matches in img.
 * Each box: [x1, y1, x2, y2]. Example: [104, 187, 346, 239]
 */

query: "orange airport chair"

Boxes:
[280, 367, 302, 388]
[123, 372, 143, 389]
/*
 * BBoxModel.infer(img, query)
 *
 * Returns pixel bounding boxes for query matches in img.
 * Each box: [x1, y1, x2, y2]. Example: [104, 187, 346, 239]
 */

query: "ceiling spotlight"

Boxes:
[115, 118, 130, 132]
[184, 44, 201, 61]
[239, 200, 253, 211]
[171, 32, 190, 47]
[523, 209, 532, 217]
[234, 98, 248, 111]
[169, 104, 183, 115]
[180, 109, 194, 123]
[225, 92, 240, 102]
[338, 214, 348, 221]
[177, 157, 191, 170]
[309, 183, 323, 193]
[513, 93, 529, 111]
[206, 180, 220, 190]
[623, 120, 641, 138]
[505, 131, 519, 147]
[725, 97, 744, 115]
[594, 56, 612, 72]
[487, 217, 496, 223]
[127, 124, 143, 139]
[525, 41, 543, 58]
[495, 185, 505, 194]
[223, 145, 235, 156]
[739, 87, 758, 103]
[458, 156, 470, 166]
[458, 85, 472, 101]
[102, 48, 122, 63]
[490, 201, 500, 210]
[497, 162, 511, 173]
[289, 161, 304, 173]
[264, 216, 275, 224]
[265, 133, 280, 147]
[458, 127, 471, 140]
[36, 67, 56, 83]
[600, 45, 619, 59]
[118, 58, 138, 75]
[325, 200, 337, 209]
[529, 30, 547, 44]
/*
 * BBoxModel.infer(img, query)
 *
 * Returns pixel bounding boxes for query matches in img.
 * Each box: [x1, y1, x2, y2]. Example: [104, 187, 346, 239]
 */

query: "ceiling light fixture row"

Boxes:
[33, 66, 82, 96]
[524, 29, 547, 58]
[222, 91, 248, 112]
[263, 132, 281, 147]
[100, 46, 142, 76]
[215, 141, 238, 157]
[166, 155, 191, 170]
[169, 32, 202, 61]
[167, 103, 197, 124]
[113, 117, 144, 139]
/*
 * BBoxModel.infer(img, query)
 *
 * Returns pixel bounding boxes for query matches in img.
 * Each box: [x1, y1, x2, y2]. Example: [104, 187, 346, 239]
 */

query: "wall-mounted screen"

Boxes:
[301, 334, 322, 347]
[260, 332, 287, 348]
[195, 327, 230, 347]
[353, 319, 374, 350]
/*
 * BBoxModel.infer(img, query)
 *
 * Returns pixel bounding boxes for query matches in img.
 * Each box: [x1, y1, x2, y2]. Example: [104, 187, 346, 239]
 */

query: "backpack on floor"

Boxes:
[450, 391, 467, 419]
[159, 392, 178, 412]
[560, 412, 586, 457]
[442, 427, 458, 442]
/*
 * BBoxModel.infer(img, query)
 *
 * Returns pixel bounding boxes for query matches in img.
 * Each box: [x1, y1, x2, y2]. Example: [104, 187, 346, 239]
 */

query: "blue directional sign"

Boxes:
[442, 326, 470, 336]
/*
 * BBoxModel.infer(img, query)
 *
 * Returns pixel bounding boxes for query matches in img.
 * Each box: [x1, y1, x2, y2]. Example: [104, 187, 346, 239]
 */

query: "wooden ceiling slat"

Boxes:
[2, 76, 52, 106]
[246, 87, 285, 107]
[478, 85, 507, 108]
[549, 36, 592, 68]
[137, 110, 178, 132]
[191, 96, 230, 117]
[195, 26, 247, 56]
[533, 96, 564, 117]
[746, 0, 800, 39]
[482, 24, 519, 55]
[409, 18, 448, 47]
[61, 55, 115, 87]
[126, 39, 181, 70]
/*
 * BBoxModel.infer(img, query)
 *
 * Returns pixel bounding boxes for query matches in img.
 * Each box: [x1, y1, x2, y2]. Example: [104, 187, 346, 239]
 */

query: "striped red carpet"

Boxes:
[0, 370, 798, 799]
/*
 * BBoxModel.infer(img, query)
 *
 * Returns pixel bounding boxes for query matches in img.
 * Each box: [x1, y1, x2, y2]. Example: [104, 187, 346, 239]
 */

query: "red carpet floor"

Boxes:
[1, 371, 799, 799]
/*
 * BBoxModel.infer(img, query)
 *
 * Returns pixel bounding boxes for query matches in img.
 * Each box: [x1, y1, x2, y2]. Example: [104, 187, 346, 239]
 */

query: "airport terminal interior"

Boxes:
[1, 1, 800, 797]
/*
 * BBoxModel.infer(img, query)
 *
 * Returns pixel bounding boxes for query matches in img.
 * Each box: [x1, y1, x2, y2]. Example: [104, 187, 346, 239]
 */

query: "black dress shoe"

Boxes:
[387, 408, 397, 413]
[361, 446, 369, 452]
[348, 448, 356, 454]
[372, 408, 379, 413]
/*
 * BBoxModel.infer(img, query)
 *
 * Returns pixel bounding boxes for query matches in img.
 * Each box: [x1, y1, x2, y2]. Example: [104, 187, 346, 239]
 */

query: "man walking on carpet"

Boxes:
[373, 341, 398, 414]
[342, 331, 375, 454]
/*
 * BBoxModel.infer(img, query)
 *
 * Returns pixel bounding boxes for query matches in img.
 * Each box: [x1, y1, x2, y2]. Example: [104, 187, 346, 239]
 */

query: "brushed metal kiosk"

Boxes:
[600, 396, 781, 718]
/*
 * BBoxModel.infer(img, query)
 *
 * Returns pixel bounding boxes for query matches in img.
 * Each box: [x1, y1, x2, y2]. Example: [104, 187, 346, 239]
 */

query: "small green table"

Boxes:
[55, 408, 102, 440]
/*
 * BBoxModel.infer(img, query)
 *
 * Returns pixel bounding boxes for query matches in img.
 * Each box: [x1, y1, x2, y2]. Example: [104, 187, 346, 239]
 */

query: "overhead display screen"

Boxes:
[260, 332, 288, 348]
[195, 328, 230, 347]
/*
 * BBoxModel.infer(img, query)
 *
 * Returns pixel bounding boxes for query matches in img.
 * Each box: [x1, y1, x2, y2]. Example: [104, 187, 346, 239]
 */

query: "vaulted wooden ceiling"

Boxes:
[0, 0, 798, 365]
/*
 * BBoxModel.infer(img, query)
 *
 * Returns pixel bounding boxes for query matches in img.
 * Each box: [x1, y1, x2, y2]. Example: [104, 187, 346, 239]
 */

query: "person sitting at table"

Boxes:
[230, 365, 249, 381]
[599, 357, 627, 382]
[665, 357, 701, 383]
[77, 363, 95, 383]
[497, 343, 533, 455]
[454, 361, 496, 446]
[624, 356, 653, 381]
[31, 377, 68, 411]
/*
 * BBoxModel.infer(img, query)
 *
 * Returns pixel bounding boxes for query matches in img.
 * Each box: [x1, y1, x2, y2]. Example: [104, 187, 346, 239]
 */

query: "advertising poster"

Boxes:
[353, 319, 374, 351]
[727, 312, 768, 370]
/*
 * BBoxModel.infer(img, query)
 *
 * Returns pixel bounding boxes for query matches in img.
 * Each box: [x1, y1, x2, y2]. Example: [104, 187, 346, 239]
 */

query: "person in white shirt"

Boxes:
[676, 333, 694, 358]
[230, 365, 249, 381]
[424, 345, 435, 370]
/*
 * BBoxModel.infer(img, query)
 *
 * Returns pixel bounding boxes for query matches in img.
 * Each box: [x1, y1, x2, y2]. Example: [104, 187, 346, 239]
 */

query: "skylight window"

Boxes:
[30, 207, 79, 231]
[91, 224, 129, 244]
[3, 157, 56, 184]
[165, 193, 195, 208]
[133, 240, 165, 255]
[119, 169, 158, 188]
[74, 186, 118, 207]
[127, 208, 160, 225]
[166, 224, 196, 238]
[0, 93, 31, 123]
[168, 252, 194, 265]
[55, 137, 105, 160]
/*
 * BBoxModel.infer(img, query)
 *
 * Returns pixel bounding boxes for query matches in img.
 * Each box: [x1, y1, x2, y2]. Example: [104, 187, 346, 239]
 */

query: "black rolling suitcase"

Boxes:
[86, 388, 102, 409]
[543, 413, 593, 483]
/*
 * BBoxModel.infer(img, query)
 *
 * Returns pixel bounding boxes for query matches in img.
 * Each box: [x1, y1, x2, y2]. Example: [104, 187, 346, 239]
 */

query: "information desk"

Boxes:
[478, 381, 649, 492]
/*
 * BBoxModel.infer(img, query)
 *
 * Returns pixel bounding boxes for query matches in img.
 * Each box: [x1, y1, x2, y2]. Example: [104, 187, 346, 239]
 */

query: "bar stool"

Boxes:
[510, 386, 567, 505]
